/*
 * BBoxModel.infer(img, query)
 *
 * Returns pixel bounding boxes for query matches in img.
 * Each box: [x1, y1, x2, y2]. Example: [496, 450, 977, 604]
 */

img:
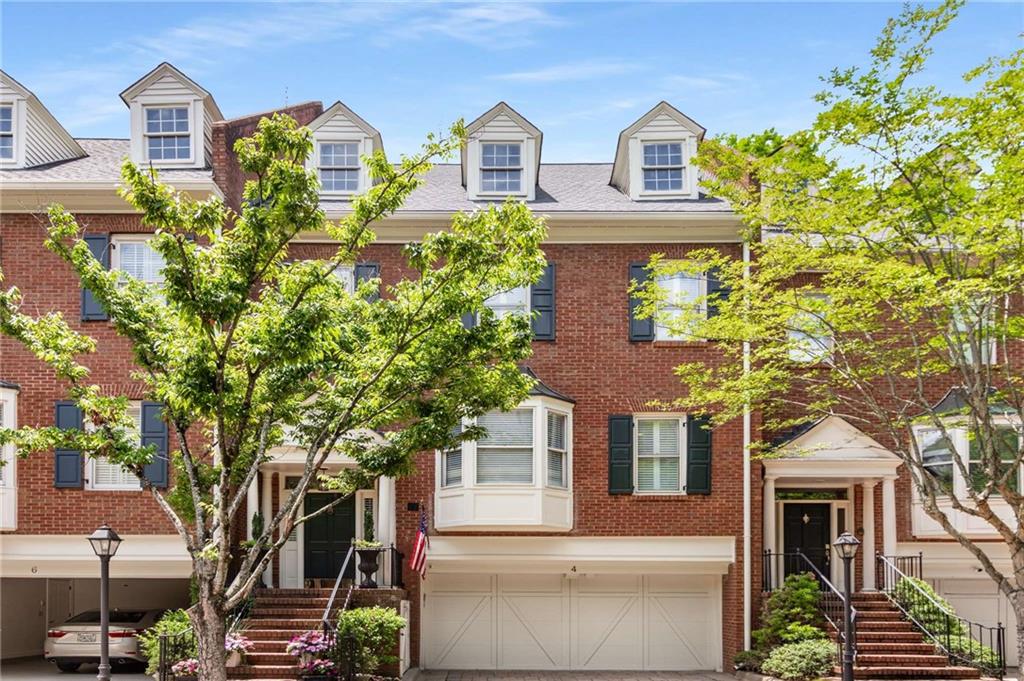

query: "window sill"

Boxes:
[651, 340, 708, 348]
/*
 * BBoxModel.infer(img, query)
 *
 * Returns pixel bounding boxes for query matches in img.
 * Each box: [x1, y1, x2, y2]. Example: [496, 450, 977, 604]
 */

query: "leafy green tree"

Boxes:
[0, 114, 546, 680]
[633, 0, 1024, 661]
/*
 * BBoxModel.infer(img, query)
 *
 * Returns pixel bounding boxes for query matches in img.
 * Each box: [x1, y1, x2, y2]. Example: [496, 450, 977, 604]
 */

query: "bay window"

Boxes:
[918, 428, 955, 490]
[547, 411, 567, 488]
[968, 427, 1020, 493]
[476, 409, 534, 484]
[915, 423, 1023, 496]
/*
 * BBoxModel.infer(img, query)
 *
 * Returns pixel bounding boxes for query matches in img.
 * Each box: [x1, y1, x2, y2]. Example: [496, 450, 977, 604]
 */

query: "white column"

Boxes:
[882, 477, 897, 558]
[377, 476, 396, 547]
[261, 471, 273, 587]
[861, 480, 877, 591]
[246, 476, 259, 540]
[763, 476, 777, 588]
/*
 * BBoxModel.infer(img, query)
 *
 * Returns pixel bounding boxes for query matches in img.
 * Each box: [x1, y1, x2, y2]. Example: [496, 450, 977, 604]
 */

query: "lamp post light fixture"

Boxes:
[88, 524, 122, 681]
[833, 532, 860, 681]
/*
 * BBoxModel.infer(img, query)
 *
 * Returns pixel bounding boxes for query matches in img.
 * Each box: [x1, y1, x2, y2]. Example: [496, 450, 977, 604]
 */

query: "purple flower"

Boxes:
[298, 658, 337, 678]
[171, 658, 199, 676]
[225, 633, 254, 652]
[286, 630, 329, 657]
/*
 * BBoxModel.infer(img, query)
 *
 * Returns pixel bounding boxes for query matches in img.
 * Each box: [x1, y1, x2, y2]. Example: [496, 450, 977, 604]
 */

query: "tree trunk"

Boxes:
[191, 596, 228, 681]
[1012, 591, 1024, 670]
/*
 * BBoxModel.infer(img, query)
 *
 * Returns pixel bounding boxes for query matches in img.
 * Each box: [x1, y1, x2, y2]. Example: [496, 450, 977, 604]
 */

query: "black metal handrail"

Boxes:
[877, 554, 1005, 678]
[763, 550, 857, 664]
[155, 595, 252, 681]
[878, 552, 924, 580]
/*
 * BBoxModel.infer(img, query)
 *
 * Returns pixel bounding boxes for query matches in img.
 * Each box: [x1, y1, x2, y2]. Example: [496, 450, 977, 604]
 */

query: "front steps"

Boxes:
[831, 592, 981, 680]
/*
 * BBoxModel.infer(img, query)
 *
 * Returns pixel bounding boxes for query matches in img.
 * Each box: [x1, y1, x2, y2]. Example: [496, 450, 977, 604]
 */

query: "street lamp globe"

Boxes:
[833, 531, 861, 561]
[88, 524, 123, 558]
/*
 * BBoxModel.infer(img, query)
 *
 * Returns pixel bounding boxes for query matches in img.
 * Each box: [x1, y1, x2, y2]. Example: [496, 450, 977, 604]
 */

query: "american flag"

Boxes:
[410, 511, 429, 579]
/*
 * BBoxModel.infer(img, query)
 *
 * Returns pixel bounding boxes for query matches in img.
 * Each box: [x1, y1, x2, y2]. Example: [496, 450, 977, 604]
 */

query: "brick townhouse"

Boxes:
[0, 62, 1019, 674]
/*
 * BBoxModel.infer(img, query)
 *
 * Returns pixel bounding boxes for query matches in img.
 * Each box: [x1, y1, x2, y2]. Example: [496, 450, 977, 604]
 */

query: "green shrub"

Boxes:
[733, 648, 766, 671]
[752, 573, 827, 651]
[138, 609, 195, 676]
[335, 606, 406, 674]
[761, 639, 836, 681]
[893, 577, 965, 636]
[946, 635, 1002, 670]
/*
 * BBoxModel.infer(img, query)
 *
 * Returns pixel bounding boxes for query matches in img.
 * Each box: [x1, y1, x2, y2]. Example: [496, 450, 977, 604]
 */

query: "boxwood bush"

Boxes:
[761, 639, 836, 681]
[752, 573, 828, 652]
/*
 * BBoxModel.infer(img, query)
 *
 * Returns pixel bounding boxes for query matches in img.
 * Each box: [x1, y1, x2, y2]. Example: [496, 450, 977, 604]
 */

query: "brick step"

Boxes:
[227, 666, 301, 679]
[243, 629, 313, 641]
[244, 653, 295, 666]
[856, 654, 950, 667]
[848, 666, 980, 679]
[854, 631, 925, 642]
[254, 588, 334, 596]
[852, 592, 891, 602]
[249, 641, 292, 652]
[253, 597, 332, 607]
[241, 619, 321, 629]
[250, 608, 326, 618]
[857, 610, 907, 621]
[857, 620, 914, 631]
[853, 601, 901, 611]
[857, 642, 938, 654]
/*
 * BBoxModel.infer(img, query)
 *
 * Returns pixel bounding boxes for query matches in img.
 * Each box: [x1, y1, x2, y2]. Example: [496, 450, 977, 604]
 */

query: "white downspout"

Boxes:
[742, 239, 752, 651]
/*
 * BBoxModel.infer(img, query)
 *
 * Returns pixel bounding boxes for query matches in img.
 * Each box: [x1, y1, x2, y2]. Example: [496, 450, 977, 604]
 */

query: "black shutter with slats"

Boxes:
[81, 234, 110, 321]
[608, 415, 634, 494]
[628, 262, 654, 341]
[355, 262, 380, 302]
[54, 401, 83, 488]
[686, 415, 712, 494]
[706, 266, 731, 318]
[140, 402, 169, 489]
[531, 263, 556, 340]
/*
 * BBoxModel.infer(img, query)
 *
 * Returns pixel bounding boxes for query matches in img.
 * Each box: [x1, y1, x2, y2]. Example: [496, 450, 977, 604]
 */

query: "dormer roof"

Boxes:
[308, 101, 384, 151]
[119, 62, 224, 121]
[461, 101, 543, 188]
[610, 101, 706, 199]
[0, 69, 85, 168]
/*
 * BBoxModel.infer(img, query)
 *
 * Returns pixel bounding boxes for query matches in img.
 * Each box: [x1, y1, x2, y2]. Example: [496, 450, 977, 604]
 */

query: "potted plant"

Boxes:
[298, 657, 337, 680]
[224, 632, 254, 667]
[286, 630, 329, 666]
[354, 539, 383, 588]
[170, 658, 199, 680]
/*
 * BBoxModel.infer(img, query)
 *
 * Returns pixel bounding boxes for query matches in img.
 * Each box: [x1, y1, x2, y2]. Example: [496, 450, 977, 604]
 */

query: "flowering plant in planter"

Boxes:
[298, 658, 337, 679]
[287, 630, 330, 666]
[170, 658, 199, 678]
[224, 633, 255, 667]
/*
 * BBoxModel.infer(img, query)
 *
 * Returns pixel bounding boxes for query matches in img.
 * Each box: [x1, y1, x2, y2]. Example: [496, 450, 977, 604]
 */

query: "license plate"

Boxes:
[77, 633, 97, 643]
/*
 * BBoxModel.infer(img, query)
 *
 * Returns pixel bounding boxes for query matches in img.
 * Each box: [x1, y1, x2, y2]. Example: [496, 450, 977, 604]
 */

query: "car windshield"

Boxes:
[67, 611, 147, 624]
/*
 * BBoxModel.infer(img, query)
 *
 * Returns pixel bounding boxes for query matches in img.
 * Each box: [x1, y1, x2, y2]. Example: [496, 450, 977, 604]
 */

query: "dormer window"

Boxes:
[480, 143, 522, 193]
[642, 142, 684, 192]
[0, 106, 13, 160]
[144, 106, 191, 161]
[319, 142, 360, 193]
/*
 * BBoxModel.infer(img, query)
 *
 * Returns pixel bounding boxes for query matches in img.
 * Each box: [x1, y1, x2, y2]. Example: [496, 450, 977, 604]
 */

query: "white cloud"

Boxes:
[493, 59, 640, 83]
[660, 73, 750, 92]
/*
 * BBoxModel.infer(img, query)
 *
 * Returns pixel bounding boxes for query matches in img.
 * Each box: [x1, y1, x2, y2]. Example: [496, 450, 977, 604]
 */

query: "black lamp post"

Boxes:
[833, 532, 861, 681]
[88, 524, 122, 681]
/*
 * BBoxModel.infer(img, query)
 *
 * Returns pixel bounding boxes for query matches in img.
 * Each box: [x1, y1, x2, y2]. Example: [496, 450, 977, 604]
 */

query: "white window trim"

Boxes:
[110, 233, 165, 285]
[312, 135, 371, 197]
[951, 304, 998, 366]
[640, 141, 686, 194]
[333, 264, 355, 294]
[141, 103, 195, 165]
[0, 99, 26, 167]
[654, 263, 707, 342]
[355, 489, 377, 541]
[481, 285, 531, 321]
[475, 406, 536, 486]
[467, 132, 533, 201]
[86, 402, 143, 491]
[788, 292, 834, 363]
[479, 141, 524, 196]
[129, 96, 202, 168]
[0, 386, 17, 531]
[913, 419, 1024, 499]
[633, 413, 688, 495]
[434, 397, 573, 493]
[628, 132, 698, 200]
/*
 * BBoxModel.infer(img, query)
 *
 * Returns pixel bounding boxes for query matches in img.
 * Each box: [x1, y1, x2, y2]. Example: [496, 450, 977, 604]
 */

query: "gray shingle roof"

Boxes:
[0, 139, 213, 183]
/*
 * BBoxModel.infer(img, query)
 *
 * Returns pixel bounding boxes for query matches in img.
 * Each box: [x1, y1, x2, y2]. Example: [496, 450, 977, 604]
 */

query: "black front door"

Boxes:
[783, 503, 831, 578]
[303, 494, 356, 580]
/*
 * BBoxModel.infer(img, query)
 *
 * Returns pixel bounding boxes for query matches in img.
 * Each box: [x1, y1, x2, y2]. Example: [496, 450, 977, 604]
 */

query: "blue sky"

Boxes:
[2, 2, 1021, 162]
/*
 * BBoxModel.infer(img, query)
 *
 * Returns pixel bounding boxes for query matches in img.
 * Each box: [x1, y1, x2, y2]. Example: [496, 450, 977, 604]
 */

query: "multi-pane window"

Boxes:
[442, 424, 463, 488]
[968, 427, 1021, 493]
[333, 265, 355, 294]
[144, 107, 190, 161]
[635, 417, 683, 493]
[319, 142, 360, 192]
[476, 409, 534, 484]
[0, 106, 13, 160]
[642, 142, 684, 192]
[114, 237, 166, 286]
[484, 286, 529, 319]
[952, 304, 996, 366]
[655, 266, 704, 341]
[918, 428, 955, 490]
[547, 411, 567, 488]
[480, 143, 522, 193]
[788, 293, 833, 363]
[89, 403, 142, 490]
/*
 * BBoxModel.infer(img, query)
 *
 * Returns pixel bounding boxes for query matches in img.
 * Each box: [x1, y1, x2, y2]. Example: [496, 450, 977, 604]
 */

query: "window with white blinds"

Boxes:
[442, 423, 463, 488]
[113, 237, 166, 285]
[484, 286, 529, 320]
[547, 411, 567, 488]
[477, 409, 534, 484]
[89, 404, 142, 490]
[635, 417, 683, 493]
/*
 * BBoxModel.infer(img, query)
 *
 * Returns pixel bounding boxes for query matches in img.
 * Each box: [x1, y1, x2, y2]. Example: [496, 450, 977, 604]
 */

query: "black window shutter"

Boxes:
[608, 415, 634, 494]
[628, 262, 654, 341]
[81, 234, 110, 321]
[140, 402, 169, 489]
[530, 263, 556, 340]
[355, 262, 380, 302]
[686, 415, 712, 494]
[54, 401, 84, 488]
[706, 266, 731, 318]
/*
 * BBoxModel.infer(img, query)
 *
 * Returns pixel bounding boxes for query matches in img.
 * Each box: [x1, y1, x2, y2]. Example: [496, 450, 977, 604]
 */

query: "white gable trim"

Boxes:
[0, 69, 85, 168]
[119, 62, 223, 119]
[610, 102, 706, 200]
[764, 415, 902, 481]
[307, 101, 382, 198]
[462, 102, 542, 201]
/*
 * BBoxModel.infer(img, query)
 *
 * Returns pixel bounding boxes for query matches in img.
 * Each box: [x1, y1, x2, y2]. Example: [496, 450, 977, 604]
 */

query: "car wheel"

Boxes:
[56, 662, 80, 673]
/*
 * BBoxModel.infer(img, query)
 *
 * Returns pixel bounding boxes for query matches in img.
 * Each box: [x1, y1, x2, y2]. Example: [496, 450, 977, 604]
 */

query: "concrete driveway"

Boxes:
[0, 658, 149, 680]
[415, 672, 738, 681]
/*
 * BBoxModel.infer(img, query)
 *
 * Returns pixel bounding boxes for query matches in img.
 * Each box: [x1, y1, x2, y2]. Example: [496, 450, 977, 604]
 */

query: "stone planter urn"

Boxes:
[225, 650, 243, 668]
[357, 547, 382, 588]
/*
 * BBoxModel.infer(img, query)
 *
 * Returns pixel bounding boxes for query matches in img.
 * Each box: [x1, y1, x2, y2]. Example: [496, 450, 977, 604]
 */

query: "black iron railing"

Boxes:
[155, 591, 252, 680]
[878, 552, 924, 580]
[877, 554, 1005, 678]
[763, 550, 857, 665]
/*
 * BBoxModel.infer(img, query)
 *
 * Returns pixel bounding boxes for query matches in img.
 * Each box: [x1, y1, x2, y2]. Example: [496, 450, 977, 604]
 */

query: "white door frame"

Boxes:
[774, 484, 855, 589]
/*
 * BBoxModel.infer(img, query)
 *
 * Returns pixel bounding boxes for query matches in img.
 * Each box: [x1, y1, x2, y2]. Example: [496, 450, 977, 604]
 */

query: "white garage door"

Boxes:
[936, 579, 1019, 666]
[422, 573, 721, 671]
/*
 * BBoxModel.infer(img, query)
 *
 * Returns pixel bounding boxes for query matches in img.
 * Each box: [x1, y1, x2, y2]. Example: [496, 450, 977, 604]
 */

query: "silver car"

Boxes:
[44, 609, 164, 673]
